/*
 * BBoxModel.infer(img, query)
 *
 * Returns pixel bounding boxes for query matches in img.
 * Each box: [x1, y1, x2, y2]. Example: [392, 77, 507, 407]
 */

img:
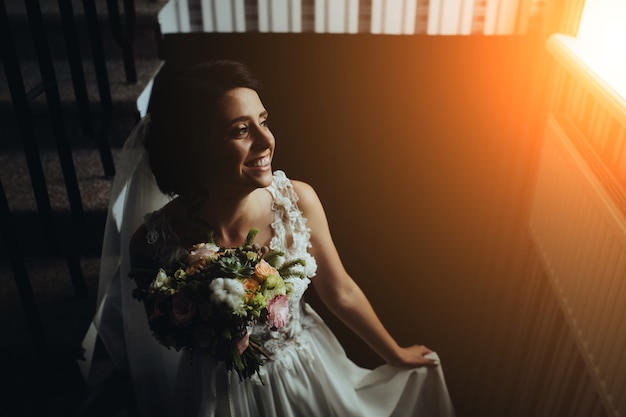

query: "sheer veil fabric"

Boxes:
[79, 116, 182, 416]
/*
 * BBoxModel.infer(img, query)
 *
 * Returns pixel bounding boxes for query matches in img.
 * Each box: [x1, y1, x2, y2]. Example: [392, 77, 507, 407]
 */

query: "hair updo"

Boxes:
[145, 60, 261, 197]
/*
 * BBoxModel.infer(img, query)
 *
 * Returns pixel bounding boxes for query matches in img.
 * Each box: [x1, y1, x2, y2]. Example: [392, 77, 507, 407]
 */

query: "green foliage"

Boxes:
[263, 249, 285, 267]
[216, 254, 255, 278]
[278, 259, 307, 279]
[245, 228, 259, 246]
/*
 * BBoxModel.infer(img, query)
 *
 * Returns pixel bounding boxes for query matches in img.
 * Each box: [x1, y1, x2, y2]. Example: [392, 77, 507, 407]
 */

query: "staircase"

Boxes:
[0, 1, 167, 416]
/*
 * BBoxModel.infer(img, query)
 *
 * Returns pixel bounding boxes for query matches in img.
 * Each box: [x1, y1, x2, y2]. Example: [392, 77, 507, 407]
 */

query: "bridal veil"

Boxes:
[79, 115, 181, 416]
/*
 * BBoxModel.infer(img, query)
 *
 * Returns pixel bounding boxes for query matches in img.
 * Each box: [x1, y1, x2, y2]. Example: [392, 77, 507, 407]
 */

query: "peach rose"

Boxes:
[254, 260, 278, 283]
[242, 278, 260, 300]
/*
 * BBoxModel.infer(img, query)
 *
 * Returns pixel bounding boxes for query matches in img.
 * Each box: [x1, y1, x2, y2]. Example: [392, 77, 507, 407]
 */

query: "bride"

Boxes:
[82, 60, 456, 416]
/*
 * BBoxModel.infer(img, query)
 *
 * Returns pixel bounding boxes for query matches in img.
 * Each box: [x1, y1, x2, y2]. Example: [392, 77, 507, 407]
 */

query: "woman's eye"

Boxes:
[232, 125, 248, 137]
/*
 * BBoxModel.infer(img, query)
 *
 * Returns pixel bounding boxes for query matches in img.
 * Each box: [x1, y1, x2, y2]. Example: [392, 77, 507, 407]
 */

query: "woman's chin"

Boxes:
[245, 166, 274, 186]
[237, 172, 271, 191]
[258, 171, 274, 188]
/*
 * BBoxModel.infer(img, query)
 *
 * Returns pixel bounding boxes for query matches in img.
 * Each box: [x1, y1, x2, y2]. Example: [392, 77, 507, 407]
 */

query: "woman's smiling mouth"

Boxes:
[245, 155, 271, 168]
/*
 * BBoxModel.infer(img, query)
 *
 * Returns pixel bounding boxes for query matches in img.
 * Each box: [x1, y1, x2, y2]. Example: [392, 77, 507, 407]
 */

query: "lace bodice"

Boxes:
[143, 170, 318, 358]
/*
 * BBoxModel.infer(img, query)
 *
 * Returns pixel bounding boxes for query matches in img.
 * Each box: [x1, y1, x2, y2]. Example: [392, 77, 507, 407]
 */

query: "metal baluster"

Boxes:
[107, 0, 137, 83]
[83, 0, 116, 177]
[58, 0, 94, 136]
[0, 178, 48, 356]
[0, 0, 57, 253]
[24, 0, 87, 297]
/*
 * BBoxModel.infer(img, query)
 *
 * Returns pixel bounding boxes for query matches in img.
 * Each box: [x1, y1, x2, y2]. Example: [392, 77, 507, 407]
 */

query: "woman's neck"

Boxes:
[184, 187, 268, 247]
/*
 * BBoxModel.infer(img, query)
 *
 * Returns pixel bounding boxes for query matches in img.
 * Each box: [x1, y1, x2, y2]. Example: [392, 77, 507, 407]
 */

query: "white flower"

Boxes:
[209, 278, 246, 315]
[151, 268, 172, 291]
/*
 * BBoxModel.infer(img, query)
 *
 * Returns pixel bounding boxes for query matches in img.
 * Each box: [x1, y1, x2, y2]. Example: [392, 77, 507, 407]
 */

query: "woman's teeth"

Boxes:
[249, 156, 270, 167]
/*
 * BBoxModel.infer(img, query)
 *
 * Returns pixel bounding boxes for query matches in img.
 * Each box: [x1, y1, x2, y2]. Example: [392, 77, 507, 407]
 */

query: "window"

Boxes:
[574, 0, 626, 99]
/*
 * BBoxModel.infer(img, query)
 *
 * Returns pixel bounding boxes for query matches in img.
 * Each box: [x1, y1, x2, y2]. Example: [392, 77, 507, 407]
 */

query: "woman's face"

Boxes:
[207, 87, 275, 192]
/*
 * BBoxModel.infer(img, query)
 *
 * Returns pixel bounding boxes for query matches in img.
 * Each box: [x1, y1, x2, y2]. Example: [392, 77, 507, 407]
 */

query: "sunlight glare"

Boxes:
[575, 0, 626, 99]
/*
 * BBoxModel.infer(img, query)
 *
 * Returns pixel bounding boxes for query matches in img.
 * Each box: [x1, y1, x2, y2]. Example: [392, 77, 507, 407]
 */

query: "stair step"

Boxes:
[4, 0, 168, 61]
[1, 1, 167, 148]
[0, 148, 120, 212]
[0, 253, 101, 416]
[0, 3, 168, 416]
[0, 148, 120, 259]
[0, 58, 161, 148]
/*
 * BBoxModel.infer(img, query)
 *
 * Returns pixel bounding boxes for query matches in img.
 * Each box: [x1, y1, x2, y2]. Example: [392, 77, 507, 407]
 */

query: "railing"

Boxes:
[157, 0, 546, 35]
[0, 0, 138, 349]
[529, 34, 626, 417]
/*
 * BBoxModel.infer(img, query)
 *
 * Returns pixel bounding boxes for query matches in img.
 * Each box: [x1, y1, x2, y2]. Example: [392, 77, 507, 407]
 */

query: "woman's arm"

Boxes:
[292, 180, 437, 368]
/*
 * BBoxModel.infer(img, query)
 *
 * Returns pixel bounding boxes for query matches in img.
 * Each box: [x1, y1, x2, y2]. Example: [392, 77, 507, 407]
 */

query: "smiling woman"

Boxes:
[208, 87, 276, 191]
[85, 59, 456, 417]
[145, 61, 265, 198]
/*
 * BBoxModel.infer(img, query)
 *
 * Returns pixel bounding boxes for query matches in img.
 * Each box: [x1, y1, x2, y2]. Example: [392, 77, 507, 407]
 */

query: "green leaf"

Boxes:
[278, 258, 307, 279]
[263, 250, 285, 267]
[245, 228, 259, 246]
[206, 230, 216, 244]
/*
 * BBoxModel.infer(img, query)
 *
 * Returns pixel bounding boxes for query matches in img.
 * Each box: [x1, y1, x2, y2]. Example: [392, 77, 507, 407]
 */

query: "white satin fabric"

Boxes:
[80, 117, 456, 417]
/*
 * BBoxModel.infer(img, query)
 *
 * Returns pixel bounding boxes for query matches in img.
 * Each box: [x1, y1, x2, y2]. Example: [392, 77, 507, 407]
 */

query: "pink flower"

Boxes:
[189, 242, 220, 260]
[171, 292, 195, 327]
[267, 295, 289, 329]
[186, 243, 220, 274]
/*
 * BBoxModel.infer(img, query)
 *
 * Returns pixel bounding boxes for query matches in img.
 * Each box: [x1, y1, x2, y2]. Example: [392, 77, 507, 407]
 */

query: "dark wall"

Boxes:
[157, 33, 551, 416]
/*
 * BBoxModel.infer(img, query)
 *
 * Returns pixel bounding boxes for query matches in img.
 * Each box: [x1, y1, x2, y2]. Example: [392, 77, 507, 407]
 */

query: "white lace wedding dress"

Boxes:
[80, 117, 456, 417]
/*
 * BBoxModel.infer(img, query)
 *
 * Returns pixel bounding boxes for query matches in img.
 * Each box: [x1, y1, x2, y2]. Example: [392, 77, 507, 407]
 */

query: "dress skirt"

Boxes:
[174, 304, 456, 417]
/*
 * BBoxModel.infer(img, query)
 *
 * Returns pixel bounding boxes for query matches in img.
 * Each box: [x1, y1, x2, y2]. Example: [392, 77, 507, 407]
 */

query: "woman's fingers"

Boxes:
[235, 332, 250, 355]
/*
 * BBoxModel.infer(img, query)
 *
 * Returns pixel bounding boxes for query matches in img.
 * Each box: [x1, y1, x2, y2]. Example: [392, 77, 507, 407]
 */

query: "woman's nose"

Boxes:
[253, 125, 274, 147]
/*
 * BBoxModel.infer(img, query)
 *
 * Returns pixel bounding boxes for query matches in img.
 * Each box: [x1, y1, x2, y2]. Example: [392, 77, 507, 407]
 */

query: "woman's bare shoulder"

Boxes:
[291, 180, 324, 213]
[290, 180, 318, 205]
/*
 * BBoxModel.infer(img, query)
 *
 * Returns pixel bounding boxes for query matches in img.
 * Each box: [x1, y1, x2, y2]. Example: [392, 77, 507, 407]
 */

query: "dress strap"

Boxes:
[267, 171, 317, 278]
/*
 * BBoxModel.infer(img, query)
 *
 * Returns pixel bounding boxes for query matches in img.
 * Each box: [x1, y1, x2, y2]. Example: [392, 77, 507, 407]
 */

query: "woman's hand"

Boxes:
[386, 344, 439, 368]
[235, 332, 250, 355]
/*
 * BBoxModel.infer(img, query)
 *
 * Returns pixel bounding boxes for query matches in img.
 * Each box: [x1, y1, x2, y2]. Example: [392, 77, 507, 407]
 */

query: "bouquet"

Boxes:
[130, 228, 306, 382]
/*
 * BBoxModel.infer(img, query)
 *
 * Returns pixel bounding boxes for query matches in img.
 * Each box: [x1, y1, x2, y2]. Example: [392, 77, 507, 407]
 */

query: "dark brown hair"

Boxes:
[145, 60, 261, 197]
